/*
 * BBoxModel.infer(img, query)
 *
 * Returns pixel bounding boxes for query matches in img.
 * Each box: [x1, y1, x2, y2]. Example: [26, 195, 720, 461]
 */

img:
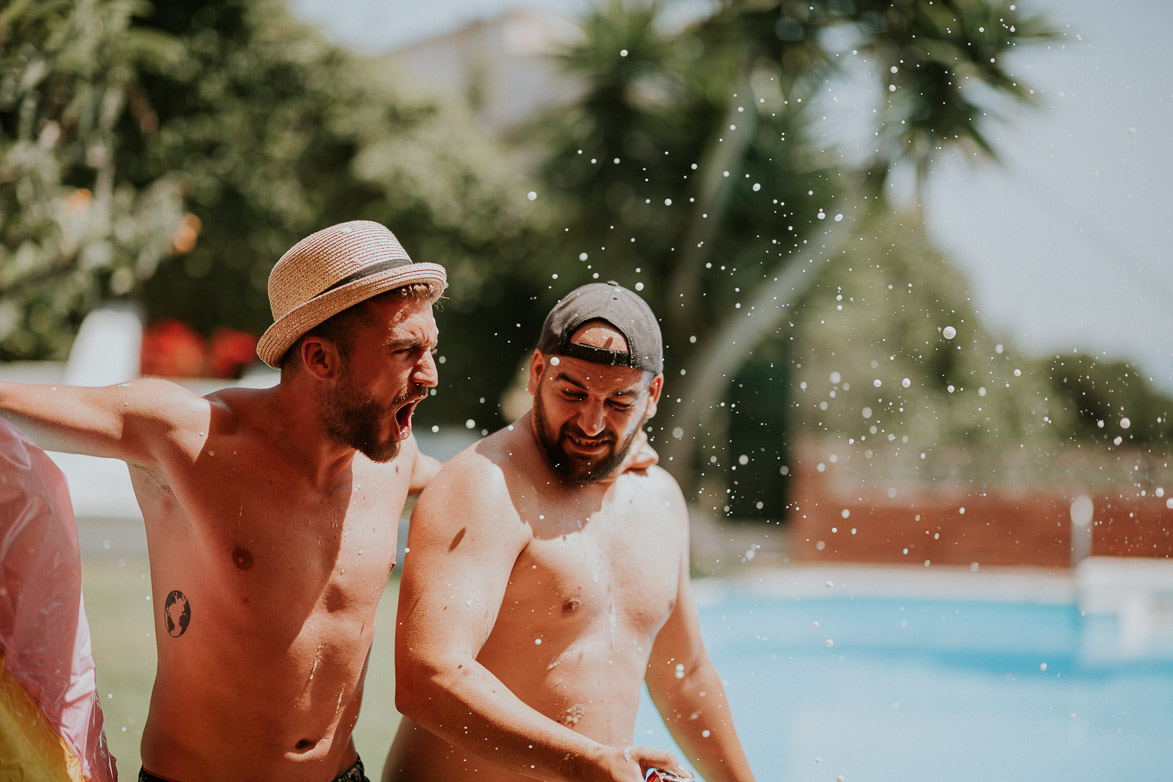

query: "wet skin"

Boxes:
[386, 333, 754, 782]
[0, 294, 441, 782]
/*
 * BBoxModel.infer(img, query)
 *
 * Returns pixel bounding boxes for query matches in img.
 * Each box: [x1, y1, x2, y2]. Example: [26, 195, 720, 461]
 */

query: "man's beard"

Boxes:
[323, 372, 415, 463]
[532, 393, 640, 484]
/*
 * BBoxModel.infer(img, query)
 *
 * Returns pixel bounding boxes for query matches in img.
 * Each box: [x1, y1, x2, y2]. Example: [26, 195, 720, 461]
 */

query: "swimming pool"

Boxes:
[635, 567, 1173, 781]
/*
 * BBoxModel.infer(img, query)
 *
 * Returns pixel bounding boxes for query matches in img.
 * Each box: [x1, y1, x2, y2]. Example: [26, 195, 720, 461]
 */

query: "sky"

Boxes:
[291, 0, 1173, 392]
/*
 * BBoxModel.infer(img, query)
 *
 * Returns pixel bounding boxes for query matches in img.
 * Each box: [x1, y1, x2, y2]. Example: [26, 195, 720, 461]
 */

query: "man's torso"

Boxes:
[386, 428, 688, 781]
[132, 389, 411, 781]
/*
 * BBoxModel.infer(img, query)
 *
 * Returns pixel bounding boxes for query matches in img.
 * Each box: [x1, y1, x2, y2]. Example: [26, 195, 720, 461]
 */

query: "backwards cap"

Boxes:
[537, 281, 663, 374]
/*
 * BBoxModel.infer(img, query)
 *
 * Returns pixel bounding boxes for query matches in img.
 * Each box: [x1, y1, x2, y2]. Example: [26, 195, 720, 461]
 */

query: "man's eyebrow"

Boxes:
[552, 371, 640, 397]
[552, 371, 587, 389]
[387, 336, 438, 349]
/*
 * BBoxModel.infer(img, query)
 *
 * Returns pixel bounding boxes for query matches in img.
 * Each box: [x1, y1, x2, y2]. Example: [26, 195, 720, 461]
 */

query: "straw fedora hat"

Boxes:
[256, 220, 447, 368]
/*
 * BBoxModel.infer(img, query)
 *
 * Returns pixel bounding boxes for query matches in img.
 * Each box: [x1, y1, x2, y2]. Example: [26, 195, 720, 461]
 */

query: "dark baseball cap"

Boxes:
[537, 281, 663, 374]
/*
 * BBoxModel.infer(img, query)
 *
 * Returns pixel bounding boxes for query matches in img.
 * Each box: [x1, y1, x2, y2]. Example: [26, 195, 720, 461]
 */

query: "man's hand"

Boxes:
[620, 428, 659, 473]
[622, 745, 692, 781]
[574, 745, 689, 782]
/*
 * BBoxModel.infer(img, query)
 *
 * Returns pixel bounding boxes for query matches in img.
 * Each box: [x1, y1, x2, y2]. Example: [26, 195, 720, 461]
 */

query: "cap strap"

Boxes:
[560, 342, 633, 368]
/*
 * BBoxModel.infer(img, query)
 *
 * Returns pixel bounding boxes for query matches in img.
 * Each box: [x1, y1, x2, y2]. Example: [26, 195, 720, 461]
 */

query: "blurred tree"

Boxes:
[533, 0, 1058, 495]
[120, 0, 546, 405]
[786, 210, 1063, 486]
[1046, 351, 1173, 445]
[0, 0, 186, 360]
[3, 0, 546, 413]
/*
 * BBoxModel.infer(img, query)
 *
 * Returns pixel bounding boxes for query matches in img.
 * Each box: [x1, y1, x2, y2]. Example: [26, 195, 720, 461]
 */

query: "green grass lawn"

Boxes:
[80, 553, 403, 776]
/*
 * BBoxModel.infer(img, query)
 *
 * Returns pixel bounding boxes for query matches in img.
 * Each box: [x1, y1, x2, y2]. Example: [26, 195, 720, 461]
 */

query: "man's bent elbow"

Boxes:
[393, 656, 449, 720]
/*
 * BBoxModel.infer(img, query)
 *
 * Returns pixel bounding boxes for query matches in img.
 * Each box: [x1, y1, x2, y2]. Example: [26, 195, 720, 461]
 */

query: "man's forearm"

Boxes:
[651, 661, 755, 782]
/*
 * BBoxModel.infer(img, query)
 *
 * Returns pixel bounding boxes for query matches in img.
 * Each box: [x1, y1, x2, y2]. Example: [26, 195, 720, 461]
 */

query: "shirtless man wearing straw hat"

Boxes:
[385, 282, 755, 782]
[0, 220, 446, 782]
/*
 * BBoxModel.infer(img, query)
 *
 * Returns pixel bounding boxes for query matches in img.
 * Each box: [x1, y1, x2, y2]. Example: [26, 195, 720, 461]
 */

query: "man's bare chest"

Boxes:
[131, 454, 408, 584]
[500, 503, 685, 631]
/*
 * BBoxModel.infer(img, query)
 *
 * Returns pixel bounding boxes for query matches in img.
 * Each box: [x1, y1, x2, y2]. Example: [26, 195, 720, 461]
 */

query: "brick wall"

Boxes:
[786, 450, 1172, 568]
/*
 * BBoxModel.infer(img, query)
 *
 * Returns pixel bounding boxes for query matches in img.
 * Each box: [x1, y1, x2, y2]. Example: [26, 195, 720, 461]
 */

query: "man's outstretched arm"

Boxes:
[393, 456, 686, 782]
[0, 378, 205, 466]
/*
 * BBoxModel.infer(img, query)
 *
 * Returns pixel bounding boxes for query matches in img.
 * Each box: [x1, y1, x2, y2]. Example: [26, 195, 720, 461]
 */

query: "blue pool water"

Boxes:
[634, 580, 1173, 780]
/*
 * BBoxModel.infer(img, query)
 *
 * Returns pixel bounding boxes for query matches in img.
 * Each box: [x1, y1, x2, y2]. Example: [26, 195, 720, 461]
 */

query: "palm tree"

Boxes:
[539, 0, 1056, 492]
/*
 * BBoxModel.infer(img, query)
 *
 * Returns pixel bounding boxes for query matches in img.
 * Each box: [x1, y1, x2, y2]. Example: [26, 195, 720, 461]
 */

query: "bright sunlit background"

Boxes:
[292, 0, 1173, 392]
[2, 1, 1171, 779]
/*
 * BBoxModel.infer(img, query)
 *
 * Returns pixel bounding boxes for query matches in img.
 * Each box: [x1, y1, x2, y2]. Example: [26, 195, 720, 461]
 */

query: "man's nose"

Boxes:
[576, 402, 606, 437]
[413, 350, 438, 388]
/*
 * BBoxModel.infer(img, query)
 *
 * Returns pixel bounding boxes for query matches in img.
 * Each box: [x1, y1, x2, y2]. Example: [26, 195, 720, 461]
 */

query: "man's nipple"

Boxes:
[232, 546, 254, 570]
[562, 598, 581, 615]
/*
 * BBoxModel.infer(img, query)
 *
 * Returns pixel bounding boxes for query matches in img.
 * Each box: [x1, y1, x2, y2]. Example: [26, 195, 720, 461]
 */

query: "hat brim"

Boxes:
[256, 262, 447, 368]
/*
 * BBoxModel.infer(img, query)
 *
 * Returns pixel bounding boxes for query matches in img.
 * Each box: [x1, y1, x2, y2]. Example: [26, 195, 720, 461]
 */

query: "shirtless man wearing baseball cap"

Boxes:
[385, 282, 756, 781]
[0, 221, 446, 782]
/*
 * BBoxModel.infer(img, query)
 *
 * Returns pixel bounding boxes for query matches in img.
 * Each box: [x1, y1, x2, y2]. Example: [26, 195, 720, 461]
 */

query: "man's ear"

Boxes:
[299, 336, 342, 380]
[643, 373, 664, 420]
[526, 350, 546, 396]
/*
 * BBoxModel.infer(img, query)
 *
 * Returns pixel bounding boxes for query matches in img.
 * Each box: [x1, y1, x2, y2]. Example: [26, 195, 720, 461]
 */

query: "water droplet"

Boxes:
[550, 356, 561, 366]
[825, 639, 834, 647]
[942, 325, 957, 340]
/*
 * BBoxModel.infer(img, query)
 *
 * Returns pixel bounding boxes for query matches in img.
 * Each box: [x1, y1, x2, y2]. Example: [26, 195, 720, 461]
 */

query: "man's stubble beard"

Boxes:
[532, 392, 641, 485]
[323, 368, 414, 463]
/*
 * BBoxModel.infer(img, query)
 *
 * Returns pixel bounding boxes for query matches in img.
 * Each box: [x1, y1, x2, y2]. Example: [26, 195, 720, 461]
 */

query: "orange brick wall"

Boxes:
[788, 467, 1172, 568]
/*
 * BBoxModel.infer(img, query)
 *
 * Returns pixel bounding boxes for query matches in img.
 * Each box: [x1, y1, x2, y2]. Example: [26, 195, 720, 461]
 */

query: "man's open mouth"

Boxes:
[393, 396, 425, 439]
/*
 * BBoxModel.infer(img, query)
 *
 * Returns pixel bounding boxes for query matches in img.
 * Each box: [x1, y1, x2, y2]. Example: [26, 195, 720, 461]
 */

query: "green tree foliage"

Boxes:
[789, 211, 1061, 453]
[0, 0, 185, 360]
[1047, 351, 1173, 445]
[531, 0, 1059, 492]
[122, 0, 547, 414]
[2, 0, 544, 416]
[120, 1, 545, 368]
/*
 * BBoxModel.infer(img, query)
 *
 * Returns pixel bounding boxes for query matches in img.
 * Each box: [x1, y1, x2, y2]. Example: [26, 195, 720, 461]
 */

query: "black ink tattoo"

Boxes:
[164, 590, 191, 638]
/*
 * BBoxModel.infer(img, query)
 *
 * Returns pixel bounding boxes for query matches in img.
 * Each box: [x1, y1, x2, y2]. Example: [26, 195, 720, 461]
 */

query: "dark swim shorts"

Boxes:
[139, 756, 370, 782]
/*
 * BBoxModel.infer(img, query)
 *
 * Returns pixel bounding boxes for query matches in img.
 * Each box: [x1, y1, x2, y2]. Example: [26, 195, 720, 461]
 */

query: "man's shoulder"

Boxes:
[621, 463, 681, 492]
[425, 432, 512, 496]
[615, 464, 688, 515]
